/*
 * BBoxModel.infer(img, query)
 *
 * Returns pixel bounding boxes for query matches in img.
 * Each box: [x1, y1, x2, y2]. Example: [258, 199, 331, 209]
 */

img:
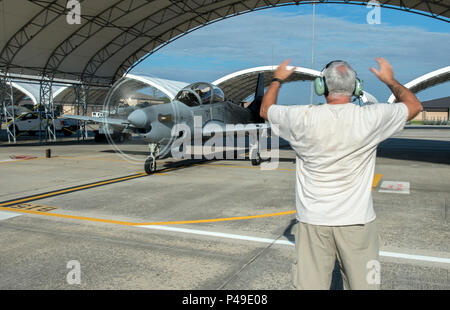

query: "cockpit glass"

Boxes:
[212, 85, 225, 103]
[176, 83, 226, 106]
[175, 90, 201, 107]
[191, 83, 212, 105]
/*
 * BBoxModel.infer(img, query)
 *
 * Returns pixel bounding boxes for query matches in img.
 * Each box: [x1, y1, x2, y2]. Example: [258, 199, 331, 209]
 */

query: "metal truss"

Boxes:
[43, 0, 154, 81]
[39, 76, 57, 142]
[74, 84, 88, 141]
[0, 73, 17, 143]
[81, 0, 192, 83]
[114, 0, 263, 81]
[83, 0, 252, 83]
[0, 0, 67, 72]
[1, 0, 448, 87]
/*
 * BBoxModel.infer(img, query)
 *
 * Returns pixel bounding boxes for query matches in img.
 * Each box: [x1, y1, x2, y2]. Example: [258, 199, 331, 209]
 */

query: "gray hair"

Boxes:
[322, 61, 356, 97]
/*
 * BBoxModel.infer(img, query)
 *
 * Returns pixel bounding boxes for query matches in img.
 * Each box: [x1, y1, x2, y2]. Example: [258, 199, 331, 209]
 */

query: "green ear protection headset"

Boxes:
[314, 60, 363, 97]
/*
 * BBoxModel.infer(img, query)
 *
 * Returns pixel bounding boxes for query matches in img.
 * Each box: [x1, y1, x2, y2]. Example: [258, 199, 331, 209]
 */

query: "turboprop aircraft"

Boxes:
[64, 74, 269, 174]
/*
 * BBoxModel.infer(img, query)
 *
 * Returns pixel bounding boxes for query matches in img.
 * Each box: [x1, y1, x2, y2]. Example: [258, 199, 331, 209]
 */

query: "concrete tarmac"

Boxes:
[0, 128, 448, 289]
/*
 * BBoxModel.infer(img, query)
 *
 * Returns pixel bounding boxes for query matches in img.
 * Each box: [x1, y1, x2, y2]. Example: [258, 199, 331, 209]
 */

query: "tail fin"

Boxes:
[248, 73, 265, 123]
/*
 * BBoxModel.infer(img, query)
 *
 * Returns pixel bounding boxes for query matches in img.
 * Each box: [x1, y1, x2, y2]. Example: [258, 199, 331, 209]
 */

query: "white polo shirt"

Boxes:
[268, 102, 408, 226]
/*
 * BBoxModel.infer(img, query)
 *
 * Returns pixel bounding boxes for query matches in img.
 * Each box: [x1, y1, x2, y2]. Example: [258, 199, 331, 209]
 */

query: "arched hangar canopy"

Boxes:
[0, 0, 448, 86]
[6, 79, 109, 107]
[124, 74, 190, 100]
[7, 80, 69, 106]
[213, 66, 320, 103]
[53, 86, 110, 106]
[388, 66, 450, 103]
[213, 66, 379, 104]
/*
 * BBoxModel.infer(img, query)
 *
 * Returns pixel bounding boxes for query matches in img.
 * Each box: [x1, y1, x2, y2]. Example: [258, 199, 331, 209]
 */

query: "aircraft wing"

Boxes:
[202, 121, 270, 136]
[63, 115, 130, 127]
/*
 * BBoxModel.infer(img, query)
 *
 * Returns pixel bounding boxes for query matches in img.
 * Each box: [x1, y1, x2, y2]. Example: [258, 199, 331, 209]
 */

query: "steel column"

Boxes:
[0, 73, 17, 143]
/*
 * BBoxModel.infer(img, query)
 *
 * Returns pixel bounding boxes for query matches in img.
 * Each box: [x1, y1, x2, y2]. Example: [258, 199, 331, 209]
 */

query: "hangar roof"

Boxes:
[1, 0, 448, 86]
[9, 80, 68, 106]
[124, 74, 189, 100]
[213, 65, 379, 104]
[213, 66, 319, 103]
[421, 96, 450, 109]
[388, 66, 450, 103]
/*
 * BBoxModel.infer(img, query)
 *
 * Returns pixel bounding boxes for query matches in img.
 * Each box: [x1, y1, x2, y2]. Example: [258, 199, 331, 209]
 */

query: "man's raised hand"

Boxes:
[274, 59, 296, 81]
[370, 57, 395, 85]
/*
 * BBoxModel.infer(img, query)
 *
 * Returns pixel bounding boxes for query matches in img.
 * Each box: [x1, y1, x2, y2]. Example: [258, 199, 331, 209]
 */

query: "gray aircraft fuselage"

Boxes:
[126, 99, 257, 157]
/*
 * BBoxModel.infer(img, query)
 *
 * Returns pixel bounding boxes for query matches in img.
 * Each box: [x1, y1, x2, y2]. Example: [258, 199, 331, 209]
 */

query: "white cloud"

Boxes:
[133, 9, 450, 103]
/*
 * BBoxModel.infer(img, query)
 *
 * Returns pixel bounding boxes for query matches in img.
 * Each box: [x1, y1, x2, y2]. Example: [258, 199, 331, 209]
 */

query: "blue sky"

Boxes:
[131, 3, 450, 105]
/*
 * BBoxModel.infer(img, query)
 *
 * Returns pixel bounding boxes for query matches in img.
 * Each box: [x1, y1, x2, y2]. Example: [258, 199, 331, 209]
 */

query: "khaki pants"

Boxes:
[292, 220, 380, 290]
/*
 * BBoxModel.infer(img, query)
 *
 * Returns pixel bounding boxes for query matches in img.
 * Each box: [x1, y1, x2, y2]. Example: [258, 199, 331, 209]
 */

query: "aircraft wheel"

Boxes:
[145, 157, 156, 174]
[251, 154, 261, 166]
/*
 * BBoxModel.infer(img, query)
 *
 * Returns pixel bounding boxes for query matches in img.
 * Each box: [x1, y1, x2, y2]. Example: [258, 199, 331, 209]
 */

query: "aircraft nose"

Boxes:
[128, 109, 149, 129]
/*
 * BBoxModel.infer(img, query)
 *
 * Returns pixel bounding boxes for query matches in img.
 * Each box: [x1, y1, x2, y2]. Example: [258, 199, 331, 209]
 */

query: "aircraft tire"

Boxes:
[251, 156, 261, 166]
[144, 157, 155, 174]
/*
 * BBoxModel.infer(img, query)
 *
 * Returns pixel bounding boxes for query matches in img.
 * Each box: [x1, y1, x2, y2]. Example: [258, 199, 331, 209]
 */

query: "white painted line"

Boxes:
[379, 181, 410, 194]
[0, 210, 21, 221]
[379, 251, 450, 265]
[0, 159, 18, 163]
[138, 225, 293, 246]
[138, 225, 450, 265]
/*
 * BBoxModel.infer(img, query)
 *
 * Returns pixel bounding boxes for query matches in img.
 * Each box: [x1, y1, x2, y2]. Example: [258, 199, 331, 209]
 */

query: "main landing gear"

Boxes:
[250, 128, 262, 166]
[145, 143, 160, 174]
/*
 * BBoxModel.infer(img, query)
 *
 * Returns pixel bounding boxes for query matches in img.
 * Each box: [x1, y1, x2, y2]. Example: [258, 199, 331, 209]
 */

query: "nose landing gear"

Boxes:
[145, 143, 160, 174]
[250, 128, 262, 166]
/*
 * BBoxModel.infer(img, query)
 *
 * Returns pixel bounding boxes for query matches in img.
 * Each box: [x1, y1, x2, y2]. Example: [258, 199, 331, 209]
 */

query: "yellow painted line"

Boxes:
[0, 156, 381, 227]
[0, 204, 296, 227]
[137, 210, 297, 226]
[0, 173, 148, 208]
[372, 173, 382, 189]
[0, 206, 136, 226]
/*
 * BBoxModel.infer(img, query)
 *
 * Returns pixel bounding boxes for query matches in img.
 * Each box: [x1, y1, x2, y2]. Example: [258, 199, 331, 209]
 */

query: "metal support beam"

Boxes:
[0, 73, 17, 143]
[74, 84, 88, 141]
[39, 76, 57, 143]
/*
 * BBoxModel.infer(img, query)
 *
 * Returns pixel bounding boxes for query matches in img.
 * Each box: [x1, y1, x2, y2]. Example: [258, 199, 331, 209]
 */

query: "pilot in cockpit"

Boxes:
[193, 84, 212, 105]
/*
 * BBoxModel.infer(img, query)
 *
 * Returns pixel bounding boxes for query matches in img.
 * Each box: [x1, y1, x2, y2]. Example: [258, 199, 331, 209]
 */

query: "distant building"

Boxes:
[413, 96, 450, 121]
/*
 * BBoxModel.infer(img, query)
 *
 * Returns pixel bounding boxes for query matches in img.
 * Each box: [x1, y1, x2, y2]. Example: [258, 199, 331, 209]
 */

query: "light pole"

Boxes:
[309, 2, 317, 105]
